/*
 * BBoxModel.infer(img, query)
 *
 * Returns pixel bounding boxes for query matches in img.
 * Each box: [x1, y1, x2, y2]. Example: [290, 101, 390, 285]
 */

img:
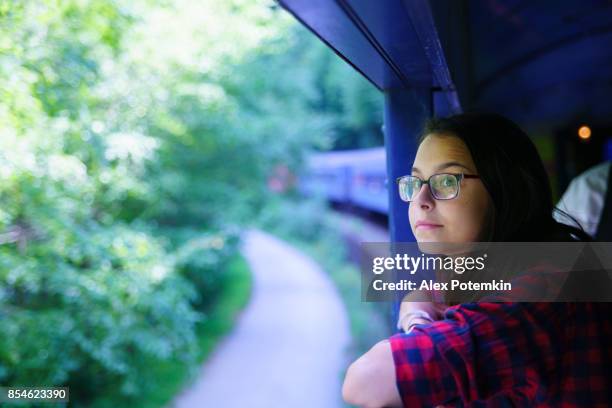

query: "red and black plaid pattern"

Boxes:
[390, 302, 612, 407]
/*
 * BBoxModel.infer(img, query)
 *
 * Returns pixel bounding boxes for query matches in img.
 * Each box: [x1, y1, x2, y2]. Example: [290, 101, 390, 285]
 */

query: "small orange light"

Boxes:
[578, 125, 591, 140]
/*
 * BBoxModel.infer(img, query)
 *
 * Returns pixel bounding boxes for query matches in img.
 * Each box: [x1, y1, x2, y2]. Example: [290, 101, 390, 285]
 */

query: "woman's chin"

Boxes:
[414, 231, 445, 255]
[415, 229, 444, 242]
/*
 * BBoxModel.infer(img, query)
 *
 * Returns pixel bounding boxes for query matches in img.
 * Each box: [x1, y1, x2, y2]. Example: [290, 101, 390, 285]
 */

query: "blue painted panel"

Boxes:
[469, 0, 612, 86]
[384, 89, 431, 243]
[335, 0, 432, 86]
[461, 0, 612, 123]
[384, 88, 432, 331]
[474, 30, 612, 124]
[279, 0, 435, 90]
[605, 139, 612, 162]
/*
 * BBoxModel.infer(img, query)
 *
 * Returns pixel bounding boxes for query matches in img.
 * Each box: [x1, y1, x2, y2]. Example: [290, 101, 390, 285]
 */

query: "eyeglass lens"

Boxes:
[399, 174, 459, 201]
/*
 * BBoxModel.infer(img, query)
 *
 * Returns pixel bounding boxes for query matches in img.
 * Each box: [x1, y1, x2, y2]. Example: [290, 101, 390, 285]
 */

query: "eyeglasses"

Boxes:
[396, 173, 480, 202]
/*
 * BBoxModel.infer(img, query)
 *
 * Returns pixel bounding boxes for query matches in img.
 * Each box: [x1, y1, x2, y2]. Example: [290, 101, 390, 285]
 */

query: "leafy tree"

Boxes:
[0, 0, 383, 403]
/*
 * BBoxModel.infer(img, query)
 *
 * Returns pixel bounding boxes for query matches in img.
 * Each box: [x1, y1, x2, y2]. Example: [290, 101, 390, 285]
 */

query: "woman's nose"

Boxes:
[413, 183, 435, 210]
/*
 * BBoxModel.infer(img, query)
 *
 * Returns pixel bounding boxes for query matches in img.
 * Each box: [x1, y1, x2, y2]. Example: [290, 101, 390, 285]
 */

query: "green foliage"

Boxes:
[0, 224, 200, 395]
[258, 196, 331, 242]
[0, 0, 383, 404]
[87, 255, 252, 408]
[174, 230, 241, 310]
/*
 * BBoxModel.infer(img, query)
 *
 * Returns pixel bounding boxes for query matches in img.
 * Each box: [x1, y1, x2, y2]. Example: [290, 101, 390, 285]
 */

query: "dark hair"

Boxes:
[421, 112, 590, 242]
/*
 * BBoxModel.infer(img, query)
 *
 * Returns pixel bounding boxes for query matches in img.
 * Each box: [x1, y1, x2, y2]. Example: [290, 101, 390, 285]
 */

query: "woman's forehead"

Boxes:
[413, 133, 475, 172]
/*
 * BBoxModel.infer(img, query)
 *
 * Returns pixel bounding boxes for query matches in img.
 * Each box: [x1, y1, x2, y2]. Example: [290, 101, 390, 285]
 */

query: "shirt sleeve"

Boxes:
[554, 161, 610, 237]
[389, 302, 552, 407]
[390, 326, 460, 406]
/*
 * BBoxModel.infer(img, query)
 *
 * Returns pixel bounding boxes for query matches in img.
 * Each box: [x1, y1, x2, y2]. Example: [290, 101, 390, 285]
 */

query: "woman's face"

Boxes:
[409, 133, 493, 243]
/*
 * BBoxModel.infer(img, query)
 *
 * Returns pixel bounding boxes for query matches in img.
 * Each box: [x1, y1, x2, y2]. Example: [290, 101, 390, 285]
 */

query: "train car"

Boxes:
[281, 0, 612, 242]
[302, 147, 388, 213]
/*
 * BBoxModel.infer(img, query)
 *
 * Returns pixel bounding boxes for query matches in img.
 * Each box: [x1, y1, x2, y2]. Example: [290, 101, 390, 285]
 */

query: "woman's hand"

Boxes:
[397, 291, 447, 333]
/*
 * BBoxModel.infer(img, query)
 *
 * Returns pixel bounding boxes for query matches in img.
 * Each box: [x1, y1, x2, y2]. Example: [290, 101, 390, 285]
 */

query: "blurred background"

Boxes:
[0, 0, 388, 407]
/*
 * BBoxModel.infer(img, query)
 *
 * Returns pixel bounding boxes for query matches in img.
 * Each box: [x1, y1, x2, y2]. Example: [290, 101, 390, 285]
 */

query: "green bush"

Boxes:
[258, 196, 331, 244]
[0, 224, 200, 399]
[174, 228, 241, 310]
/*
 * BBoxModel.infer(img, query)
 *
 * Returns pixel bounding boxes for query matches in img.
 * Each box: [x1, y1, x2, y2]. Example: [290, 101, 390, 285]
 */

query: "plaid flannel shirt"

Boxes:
[390, 302, 612, 407]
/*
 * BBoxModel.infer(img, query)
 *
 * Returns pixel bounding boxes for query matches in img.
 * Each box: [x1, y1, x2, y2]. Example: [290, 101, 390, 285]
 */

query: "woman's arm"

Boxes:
[342, 339, 403, 408]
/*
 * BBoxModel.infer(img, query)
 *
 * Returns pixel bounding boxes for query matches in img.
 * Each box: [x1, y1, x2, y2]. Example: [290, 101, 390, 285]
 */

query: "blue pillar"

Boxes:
[384, 87, 432, 330]
[384, 87, 432, 242]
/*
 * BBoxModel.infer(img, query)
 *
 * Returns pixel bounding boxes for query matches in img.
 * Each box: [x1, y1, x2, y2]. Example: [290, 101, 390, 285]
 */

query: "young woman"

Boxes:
[342, 113, 611, 407]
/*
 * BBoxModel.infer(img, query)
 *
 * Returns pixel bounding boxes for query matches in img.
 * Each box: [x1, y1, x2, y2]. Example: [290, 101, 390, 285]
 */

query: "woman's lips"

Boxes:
[415, 222, 443, 230]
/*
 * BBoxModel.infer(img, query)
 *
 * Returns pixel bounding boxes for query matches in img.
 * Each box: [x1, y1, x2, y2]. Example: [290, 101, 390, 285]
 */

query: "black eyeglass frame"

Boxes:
[395, 173, 480, 202]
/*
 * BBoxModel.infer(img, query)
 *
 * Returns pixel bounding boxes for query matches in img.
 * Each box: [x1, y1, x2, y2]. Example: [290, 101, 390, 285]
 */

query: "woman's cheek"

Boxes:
[408, 205, 417, 234]
[441, 202, 478, 242]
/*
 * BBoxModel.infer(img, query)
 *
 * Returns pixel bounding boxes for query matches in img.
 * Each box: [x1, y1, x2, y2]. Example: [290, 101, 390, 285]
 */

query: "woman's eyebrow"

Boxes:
[412, 161, 472, 173]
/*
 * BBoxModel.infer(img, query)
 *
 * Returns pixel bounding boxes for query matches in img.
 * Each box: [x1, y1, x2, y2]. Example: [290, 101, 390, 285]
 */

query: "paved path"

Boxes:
[172, 230, 351, 408]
